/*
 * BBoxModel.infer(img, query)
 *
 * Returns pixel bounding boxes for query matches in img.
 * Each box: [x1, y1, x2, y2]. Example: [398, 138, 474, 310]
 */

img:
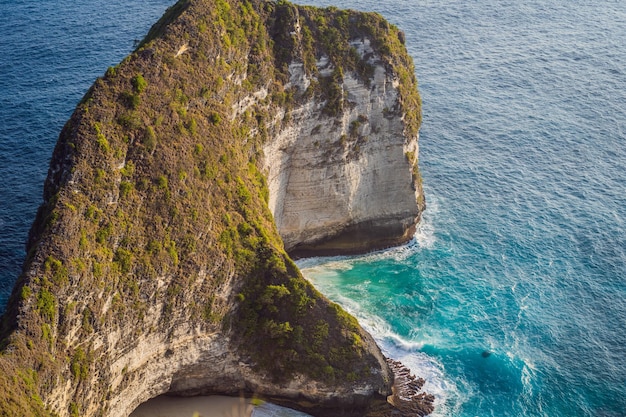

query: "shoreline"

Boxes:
[129, 395, 254, 417]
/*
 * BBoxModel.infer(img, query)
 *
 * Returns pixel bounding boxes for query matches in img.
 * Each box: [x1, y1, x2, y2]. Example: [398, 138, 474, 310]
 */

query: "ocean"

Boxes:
[1, 0, 625, 416]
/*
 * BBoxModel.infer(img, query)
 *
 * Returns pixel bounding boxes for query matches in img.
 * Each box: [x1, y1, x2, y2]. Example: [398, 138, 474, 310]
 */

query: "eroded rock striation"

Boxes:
[0, 0, 426, 416]
[263, 34, 425, 257]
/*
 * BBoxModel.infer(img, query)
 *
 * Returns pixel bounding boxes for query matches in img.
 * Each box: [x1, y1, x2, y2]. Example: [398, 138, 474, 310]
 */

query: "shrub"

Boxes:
[70, 403, 80, 417]
[92, 262, 103, 279]
[96, 133, 110, 153]
[131, 74, 147, 93]
[119, 181, 133, 199]
[122, 91, 141, 109]
[70, 348, 89, 380]
[105, 66, 116, 78]
[36, 289, 56, 322]
[209, 112, 221, 125]
[188, 117, 198, 135]
[120, 160, 135, 177]
[20, 285, 32, 301]
[157, 175, 168, 190]
[85, 205, 100, 222]
[260, 284, 291, 306]
[44, 256, 68, 285]
[143, 126, 157, 151]
[117, 112, 142, 129]
[236, 177, 252, 205]
[168, 244, 179, 267]
[114, 248, 132, 274]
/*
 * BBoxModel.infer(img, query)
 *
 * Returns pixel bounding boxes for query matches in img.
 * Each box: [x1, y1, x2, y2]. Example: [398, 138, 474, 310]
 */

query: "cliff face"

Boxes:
[0, 1, 425, 416]
[264, 41, 423, 257]
[262, 7, 424, 257]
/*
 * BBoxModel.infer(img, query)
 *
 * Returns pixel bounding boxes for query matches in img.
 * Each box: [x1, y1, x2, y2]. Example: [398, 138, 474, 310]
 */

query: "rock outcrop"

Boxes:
[0, 1, 426, 416]
[264, 38, 424, 257]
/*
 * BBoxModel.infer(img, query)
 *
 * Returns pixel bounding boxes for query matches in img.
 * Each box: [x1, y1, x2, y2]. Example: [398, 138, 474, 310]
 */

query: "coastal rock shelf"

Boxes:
[0, 0, 426, 416]
[386, 359, 435, 417]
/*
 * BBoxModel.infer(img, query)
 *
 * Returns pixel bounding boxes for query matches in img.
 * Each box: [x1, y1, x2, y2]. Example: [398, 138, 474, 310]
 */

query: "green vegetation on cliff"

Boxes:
[0, 0, 422, 415]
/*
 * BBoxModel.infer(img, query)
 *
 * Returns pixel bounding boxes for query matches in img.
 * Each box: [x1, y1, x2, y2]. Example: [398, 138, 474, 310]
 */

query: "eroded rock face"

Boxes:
[0, 1, 426, 416]
[264, 38, 424, 257]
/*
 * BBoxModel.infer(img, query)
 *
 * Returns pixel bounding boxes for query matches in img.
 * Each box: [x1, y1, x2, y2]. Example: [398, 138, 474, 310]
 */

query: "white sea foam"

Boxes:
[377, 331, 466, 417]
[345, 307, 463, 416]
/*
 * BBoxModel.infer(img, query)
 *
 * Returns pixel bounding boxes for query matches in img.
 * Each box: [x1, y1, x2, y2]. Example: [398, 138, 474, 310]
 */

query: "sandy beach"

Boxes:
[129, 395, 254, 417]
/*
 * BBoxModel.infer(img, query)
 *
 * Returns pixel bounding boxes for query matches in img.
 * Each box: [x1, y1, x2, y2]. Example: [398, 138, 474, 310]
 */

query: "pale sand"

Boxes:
[129, 395, 254, 417]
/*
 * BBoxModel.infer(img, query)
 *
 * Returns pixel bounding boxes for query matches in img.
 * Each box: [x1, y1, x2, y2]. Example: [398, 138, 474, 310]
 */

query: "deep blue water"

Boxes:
[1, 1, 625, 416]
[0, 0, 174, 306]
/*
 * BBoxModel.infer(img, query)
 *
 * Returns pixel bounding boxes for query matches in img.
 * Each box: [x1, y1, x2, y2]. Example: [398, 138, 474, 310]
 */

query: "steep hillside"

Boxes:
[0, 0, 428, 416]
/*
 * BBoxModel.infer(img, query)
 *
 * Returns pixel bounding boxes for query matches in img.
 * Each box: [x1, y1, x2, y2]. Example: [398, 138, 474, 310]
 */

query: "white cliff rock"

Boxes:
[264, 39, 423, 256]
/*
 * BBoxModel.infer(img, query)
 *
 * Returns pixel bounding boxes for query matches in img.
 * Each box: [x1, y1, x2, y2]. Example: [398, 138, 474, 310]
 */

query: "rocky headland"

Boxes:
[0, 0, 429, 416]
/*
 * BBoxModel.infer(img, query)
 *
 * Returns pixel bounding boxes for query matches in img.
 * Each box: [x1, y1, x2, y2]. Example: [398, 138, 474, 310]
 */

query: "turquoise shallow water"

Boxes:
[1, 0, 625, 416]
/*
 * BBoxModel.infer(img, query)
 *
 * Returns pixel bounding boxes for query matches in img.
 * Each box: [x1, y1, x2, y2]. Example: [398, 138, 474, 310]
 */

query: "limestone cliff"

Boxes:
[263, 36, 424, 257]
[0, 1, 427, 416]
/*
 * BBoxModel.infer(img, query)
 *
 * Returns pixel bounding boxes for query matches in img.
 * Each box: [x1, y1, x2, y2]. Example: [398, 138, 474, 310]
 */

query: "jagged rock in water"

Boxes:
[385, 359, 435, 417]
[0, 0, 427, 416]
